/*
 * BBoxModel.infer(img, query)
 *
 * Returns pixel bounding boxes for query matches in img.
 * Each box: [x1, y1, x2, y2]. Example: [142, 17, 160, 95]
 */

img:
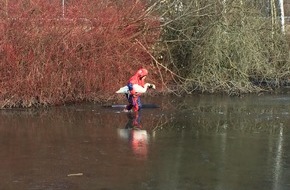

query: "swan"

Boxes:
[116, 83, 155, 94]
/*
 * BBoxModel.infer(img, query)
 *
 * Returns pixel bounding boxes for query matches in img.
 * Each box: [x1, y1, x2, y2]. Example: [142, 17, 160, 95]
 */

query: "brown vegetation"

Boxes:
[150, 0, 290, 95]
[0, 0, 161, 108]
[1, 0, 290, 108]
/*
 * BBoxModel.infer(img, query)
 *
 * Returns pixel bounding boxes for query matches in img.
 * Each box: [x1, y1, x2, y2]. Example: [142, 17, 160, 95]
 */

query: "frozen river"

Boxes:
[1, 94, 290, 190]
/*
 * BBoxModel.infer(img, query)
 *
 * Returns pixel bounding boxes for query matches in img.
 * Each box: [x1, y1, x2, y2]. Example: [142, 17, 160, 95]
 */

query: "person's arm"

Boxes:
[132, 83, 155, 93]
[128, 82, 137, 96]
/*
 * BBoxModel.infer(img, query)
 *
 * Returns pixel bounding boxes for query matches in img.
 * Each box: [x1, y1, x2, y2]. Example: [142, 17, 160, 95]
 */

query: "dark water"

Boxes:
[1, 94, 290, 190]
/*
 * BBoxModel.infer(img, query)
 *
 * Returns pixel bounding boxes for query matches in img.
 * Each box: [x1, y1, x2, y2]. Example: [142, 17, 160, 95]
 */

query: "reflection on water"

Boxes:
[273, 126, 284, 190]
[0, 94, 290, 190]
[117, 112, 149, 159]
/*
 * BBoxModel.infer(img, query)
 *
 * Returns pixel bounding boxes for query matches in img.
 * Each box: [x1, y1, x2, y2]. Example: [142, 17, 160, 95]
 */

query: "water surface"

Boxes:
[1, 94, 290, 190]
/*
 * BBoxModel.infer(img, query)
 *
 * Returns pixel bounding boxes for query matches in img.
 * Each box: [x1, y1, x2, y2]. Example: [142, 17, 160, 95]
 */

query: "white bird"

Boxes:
[116, 83, 155, 94]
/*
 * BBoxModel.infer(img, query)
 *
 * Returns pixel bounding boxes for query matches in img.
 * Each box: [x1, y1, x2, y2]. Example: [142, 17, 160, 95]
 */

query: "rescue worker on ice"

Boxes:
[124, 68, 154, 112]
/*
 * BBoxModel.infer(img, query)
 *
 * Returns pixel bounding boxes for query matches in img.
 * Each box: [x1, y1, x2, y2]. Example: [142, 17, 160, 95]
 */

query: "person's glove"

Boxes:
[130, 89, 139, 97]
[130, 89, 136, 95]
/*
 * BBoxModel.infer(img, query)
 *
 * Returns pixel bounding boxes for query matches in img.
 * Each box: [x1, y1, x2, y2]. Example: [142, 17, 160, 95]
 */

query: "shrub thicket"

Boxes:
[1, 0, 290, 108]
[0, 0, 161, 108]
[150, 0, 290, 95]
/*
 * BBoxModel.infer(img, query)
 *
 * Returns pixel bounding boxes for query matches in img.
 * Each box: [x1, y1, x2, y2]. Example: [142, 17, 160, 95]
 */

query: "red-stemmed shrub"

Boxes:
[0, 0, 161, 108]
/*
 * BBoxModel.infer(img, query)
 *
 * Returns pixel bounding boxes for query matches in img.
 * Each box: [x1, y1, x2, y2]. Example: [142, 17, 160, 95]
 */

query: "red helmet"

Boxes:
[137, 68, 148, 78]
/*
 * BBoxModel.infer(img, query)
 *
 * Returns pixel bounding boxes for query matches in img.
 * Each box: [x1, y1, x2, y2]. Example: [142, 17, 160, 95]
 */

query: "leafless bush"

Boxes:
[149, 0, 290, 95]
[0, 0, 161, 108]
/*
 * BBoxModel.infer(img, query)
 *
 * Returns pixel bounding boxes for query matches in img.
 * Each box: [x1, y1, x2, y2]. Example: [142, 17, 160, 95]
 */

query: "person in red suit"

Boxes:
[124, 68, 154, 112]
